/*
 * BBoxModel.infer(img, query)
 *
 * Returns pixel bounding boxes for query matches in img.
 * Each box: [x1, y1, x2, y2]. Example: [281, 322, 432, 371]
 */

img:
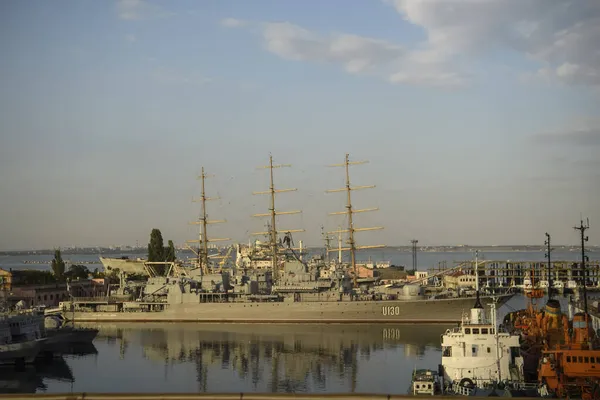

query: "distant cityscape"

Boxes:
[1, 243, 597, 256]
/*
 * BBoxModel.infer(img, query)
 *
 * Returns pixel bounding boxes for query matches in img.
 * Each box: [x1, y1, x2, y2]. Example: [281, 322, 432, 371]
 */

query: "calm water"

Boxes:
[0, 250, 594, 394]
[0, 249, 595, 271]
[1, 295, 548, 394]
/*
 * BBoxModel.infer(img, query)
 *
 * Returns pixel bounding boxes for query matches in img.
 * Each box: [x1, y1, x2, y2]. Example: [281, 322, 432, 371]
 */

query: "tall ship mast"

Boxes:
[252, 155, 304, 280]
[326, 153, 384, 286]
[187, 167, 230, 275]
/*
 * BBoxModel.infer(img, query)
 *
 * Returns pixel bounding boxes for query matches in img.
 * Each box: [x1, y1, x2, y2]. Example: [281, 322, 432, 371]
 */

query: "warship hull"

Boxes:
[68, 293, 513, 323]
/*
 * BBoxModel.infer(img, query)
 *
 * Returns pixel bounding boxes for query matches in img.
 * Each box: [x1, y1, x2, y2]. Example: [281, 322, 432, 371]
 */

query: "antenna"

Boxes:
[252, 155, 304, 280]
[188, 167, 230, 275]
[544, 233, 553, 300]
[326, 153, 384, 287]
[473, 250, 483, 309]
[573, 218, 590, 314]
[322, 226, 332, 263]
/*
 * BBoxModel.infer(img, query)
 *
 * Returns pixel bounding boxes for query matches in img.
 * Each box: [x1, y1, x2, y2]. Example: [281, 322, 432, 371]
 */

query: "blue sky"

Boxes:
[0, 0, 599, 250]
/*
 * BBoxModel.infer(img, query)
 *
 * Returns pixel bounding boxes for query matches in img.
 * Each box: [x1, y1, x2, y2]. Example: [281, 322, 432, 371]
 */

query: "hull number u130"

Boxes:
[382, 306, 401, 316]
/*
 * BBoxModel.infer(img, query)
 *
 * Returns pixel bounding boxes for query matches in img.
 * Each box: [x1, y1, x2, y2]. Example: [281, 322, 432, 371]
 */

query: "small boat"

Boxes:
[0, 313, 46, 366]
[409, 368, 441, 395]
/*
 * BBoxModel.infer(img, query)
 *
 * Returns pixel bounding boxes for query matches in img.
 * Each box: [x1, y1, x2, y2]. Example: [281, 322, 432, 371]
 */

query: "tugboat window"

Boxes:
[567, 356, 571, 362]
[472, 346, 478, 356]
[481, 328, 488, 334]
[465, 328, 471, 334]
[472, 328, 479, 334]
[487, 347, 491, 353]
[443, 346, 452, 357]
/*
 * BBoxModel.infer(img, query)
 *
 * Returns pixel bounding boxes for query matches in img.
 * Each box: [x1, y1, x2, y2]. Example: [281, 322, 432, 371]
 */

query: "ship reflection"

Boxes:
[87, 323, 448, 392]
[0, 342, 98, 394]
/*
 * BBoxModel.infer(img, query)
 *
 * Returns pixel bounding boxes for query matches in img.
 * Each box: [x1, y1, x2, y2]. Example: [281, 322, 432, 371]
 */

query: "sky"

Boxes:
[0, 0, 599, 250]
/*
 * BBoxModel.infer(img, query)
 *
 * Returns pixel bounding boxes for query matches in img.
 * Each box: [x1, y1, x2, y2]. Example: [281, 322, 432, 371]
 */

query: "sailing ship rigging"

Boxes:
[252, 155, 304, 280]
[326, 153, 384, 287]
[187, 167, 231, 275]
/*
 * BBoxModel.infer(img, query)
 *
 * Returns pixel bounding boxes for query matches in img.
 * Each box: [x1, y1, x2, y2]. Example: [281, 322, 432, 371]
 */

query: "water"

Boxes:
[1, 295, 539, 394]
[0, 249, 595, 394]
[1, 249, 595, 271]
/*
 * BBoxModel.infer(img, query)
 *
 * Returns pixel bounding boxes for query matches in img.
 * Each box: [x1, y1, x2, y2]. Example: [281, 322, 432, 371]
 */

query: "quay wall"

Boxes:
[0, 394, 541, 400]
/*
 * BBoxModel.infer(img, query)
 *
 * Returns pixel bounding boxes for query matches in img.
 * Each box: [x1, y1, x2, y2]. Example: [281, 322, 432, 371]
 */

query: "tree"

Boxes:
[148, 229, 165, 262]
[165, 240, 176, 262]
[51, 248, 66, 281]
[65, 264, 90, 280]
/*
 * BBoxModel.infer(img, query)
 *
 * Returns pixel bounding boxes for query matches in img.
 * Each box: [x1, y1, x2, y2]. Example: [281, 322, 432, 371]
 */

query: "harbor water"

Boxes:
[1, 295, 541, 394]
[0, 250, 596, 394]
[1, 249, 597, 271]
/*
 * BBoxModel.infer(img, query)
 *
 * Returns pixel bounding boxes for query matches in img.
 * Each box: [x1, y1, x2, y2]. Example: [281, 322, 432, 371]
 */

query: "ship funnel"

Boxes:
[470, 307, 486, 325]
[544, 299, 565, 347]
[572, 312, 594, 345]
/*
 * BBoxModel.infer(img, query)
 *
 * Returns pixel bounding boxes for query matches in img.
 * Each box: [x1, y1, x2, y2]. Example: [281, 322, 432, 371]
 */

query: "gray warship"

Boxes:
[67, 155, 515, 323]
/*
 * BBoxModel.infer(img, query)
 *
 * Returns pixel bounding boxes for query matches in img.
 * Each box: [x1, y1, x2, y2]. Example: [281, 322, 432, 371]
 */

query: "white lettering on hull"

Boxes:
[382, 306, 401, 316]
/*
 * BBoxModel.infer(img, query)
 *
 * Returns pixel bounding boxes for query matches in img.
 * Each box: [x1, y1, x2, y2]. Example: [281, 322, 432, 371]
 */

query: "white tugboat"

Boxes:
[439, 252, 525, 395]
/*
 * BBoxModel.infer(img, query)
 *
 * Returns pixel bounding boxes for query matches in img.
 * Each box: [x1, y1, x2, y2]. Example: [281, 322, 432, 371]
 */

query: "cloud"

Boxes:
[388, 0, 600, 87]
[223, 20, 459, 87]
[262, 22, 405, 75]
[125, 34, 137, 43]
[116, 0, 171, 21]
[222, 1, 600, 87]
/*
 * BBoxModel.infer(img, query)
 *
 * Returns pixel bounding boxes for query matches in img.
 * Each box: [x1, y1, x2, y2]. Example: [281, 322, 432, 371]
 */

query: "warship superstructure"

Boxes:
[64, 155, 515, 323]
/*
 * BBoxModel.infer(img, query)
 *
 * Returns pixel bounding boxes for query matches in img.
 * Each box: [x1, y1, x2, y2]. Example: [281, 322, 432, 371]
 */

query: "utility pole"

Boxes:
[573, 218, 590, 314]
[411, 239, 419, 272]
[544, 232, 553, 299]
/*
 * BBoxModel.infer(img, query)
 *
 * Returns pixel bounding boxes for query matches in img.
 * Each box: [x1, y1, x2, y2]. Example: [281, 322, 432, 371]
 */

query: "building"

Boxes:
[443, 271, 477, 290]
[0, 268, 12, 291]
[0, 267, 107, 308]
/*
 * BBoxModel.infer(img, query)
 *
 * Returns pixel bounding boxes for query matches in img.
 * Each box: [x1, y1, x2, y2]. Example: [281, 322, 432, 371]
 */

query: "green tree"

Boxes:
[51, 248, 66, 281]
[147, 229, 165, 262]
[65, 264, 90, 280]
[165, 240, 176, 262]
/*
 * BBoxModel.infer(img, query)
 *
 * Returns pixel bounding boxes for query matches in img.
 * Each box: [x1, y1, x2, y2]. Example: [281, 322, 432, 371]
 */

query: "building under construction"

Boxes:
[431, 260, 600, 288]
